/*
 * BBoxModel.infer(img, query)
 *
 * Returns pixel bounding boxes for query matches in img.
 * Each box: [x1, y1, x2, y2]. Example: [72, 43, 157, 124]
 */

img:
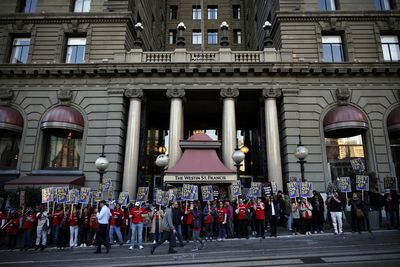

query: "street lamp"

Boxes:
[263, 21, 273, 48]
[232, 147, 245, 181]
[95, 145, 109, 185]
[155, 154, 169, 190]
[220, 21, 230, 47]
[294, 135, 309, 182]
[176, 22, 186, 48]
[133, 22, 144, 49]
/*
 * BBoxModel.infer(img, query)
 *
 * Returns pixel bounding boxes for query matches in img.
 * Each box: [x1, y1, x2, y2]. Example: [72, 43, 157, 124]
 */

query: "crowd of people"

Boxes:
[0, 189, 399, 254]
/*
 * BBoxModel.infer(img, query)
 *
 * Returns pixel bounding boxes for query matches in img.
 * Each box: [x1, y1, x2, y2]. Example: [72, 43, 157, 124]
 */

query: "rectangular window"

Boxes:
[375, 0, 392, 10]
[233, 30, 242, 44]
[66, 37, 86, 64]
[319, 0, 336, 11]
[169, 30, 177, 44]
[233, 5, 241, 19]
[381, 36, 400, 61]
[169, 5, 178, 20]
[74, 0, 91, 12]
[192, 6, 201, 20]
[207, 30, 218, 44]
[10, 38, 30, 64]
[208, 6, 218, 20]
[192, 31, 202, 45]
[17, 0, 37, 13]
[322, 35, 344, 62]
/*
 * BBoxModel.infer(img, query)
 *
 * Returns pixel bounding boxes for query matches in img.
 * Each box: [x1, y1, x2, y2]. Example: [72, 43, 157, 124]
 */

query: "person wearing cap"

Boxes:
[128, 201, 147, 250]
[94, 200, 111, 254]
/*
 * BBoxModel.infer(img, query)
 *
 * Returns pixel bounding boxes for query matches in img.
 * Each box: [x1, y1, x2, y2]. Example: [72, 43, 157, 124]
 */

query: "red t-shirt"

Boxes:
[90, 213, 98, 230]
[81, 212, 90, 229]
[255, 203, 265, 220]
[204, 213, 212, 224]
[237, 204, 247, 220]
[6, 218, 19, 235]
[111, 209, 124, 226]
[69, 212, 78, 226]
[183, 207, 193, 225]
[53, 210, 63, 226]
[130, 207, 147, 224]
[23, 214, 36, 230]
[217, 207, 227, 223]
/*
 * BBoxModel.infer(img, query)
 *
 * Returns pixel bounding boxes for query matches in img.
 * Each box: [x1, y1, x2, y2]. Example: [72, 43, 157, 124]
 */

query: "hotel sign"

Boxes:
[164, 174, 236, 183]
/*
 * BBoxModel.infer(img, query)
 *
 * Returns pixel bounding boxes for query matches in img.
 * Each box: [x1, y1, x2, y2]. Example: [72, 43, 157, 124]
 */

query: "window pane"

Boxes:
[323, 44, 333, 62]
[76, 46, 86, 63]
[68, 38, 86, 46]
[192, 32, 202, 44]
[389, 44, 400, 61]
[322, 36, 341, 43]
[319, 0, 327, 10]
[382, 44, 391, 61]
[10, 38, 30, 64]
[24, 0, 37, 13]
[82, 0, 91, 12]
[0, 131, 20, 169]
[381, 36, 398, 43]
[332, 44, 343, 62]
[208, 6, 217, 20]
[328, 0, 336, 10]
[208, 31, 218, 44]
[192, 6, 201, 20]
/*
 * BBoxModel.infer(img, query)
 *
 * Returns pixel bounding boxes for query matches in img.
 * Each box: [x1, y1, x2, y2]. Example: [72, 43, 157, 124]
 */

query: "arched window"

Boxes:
[323, 105, 369, 179]
[41, 106, 84, 170]
[387, 106, 400, 189]
[0, 106, 23, 169]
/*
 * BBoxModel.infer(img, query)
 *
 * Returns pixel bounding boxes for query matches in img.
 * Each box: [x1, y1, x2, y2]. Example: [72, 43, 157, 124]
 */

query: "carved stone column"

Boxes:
[263, 88, 283, 191]
[122, 89, 143, 199]
[167, 88, 185, 168]
[221, 88, 239, 170]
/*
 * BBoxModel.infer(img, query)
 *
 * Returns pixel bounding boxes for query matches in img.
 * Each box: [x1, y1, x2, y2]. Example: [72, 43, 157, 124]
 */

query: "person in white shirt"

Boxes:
[94, 200, 111, 254]
[35, 208, 49, 251]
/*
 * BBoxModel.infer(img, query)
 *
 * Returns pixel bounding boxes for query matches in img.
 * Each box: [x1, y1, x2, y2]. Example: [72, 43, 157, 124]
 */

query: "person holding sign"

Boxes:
[349, 192, 366, 233]
[109, 203, 124, 246]
[69, 208, 79, 248]
[291, 199, 300, 235]
[236, 199, 249, 239]
[22, 209, 36, 250]
[128, 202, 147, 250]
[52, 205, 64, 248]
[79, 207, 90, 247]
[150, 206, 164, 243]
[203, 201, 216, 241]
[310, 191, 325, 234]
[190, 203, 204, 251]
[253, 198, 265, 239]
[216, 201, 227, 241]
[328, 192, 343, 235]
[35, 206, 49, 251]
[300, 198, 313, 235]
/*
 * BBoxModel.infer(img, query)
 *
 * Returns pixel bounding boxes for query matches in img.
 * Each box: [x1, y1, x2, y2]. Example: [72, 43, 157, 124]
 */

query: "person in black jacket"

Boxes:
[172, 201, 184, 247]
[311, 190, 325, 233]
[266, 196, 280, 237]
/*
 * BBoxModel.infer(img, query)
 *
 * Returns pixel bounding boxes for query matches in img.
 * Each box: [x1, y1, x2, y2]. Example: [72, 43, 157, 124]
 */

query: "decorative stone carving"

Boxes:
[166, 88, 185, 98]
[335, 88, 350, 102]
[262, 88, 282, 99]
[124, 89, 144, 99]
[0, 89, 14, 105]
[220, 88, 239, 98]
[58, 89, 73, 104]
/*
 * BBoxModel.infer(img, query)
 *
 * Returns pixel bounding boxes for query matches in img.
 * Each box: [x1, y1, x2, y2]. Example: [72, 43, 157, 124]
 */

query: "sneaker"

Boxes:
[80, 244, 84, 248]
[128, 246, 133, 250]
[334, 231, 338, 235]
[84, 244, 87, 247]
[314, 231, 318, 234]
[139, 245, 144, 249]
[339, 231, 343, 234]
[191, 248, 199, 252]
[153, 240, 156, 244]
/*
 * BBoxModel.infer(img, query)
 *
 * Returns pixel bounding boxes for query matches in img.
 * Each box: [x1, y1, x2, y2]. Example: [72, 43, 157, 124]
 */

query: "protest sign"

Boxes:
[337, 177, 351, 193]
[201, 185, 214, 202]
[79, 187, 91, 204]
[356, 175, 369, 191]
[300, 182, 313, 198]
[136, 187, 149, 202]
[287, 182, 299, 198]
[231, 180, 241, 197]
[56, 187, 69, 203]
[118, 192, 129, 206]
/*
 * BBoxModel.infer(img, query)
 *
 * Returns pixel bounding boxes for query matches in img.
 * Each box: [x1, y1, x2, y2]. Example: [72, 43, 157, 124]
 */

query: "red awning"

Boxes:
[0, 106, 24, 132]
[4, 175, 85, 190]
[387, 106, 400, 133]
[323, 105, 368, 138]
[41, 106, 84, 132]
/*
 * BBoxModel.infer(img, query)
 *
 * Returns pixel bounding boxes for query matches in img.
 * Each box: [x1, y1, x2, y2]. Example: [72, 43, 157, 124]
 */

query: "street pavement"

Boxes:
[0, 230, 399, 266]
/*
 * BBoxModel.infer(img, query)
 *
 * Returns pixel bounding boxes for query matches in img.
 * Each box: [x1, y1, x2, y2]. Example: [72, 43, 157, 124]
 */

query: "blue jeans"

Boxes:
[176, 224, 183, 243]
[109, 225, 123, 243]
[130, 223, 143, 247]
[218, 223, 226, 239]
[53, 225, 60, 245]
[23, 229, 32, 249]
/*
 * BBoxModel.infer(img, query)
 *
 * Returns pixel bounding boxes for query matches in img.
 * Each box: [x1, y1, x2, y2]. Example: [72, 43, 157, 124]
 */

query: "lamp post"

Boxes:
[133, 22, 144, 49]
[232, 147, 245, 181]
[95, 145, 109, 185]
[176, 22, 186, 48]
[263, 21, 273, 48]
[294, 135, 309, 182]
[155, 154, 169, 190]
[220, 21, 229, 47]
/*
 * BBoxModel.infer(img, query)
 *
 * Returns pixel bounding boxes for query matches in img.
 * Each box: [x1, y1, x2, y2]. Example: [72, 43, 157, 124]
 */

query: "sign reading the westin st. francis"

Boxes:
[164, 174, 236, 182]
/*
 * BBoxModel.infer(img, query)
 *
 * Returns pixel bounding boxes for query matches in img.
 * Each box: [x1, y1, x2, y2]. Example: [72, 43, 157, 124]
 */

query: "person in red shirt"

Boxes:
[109, 203, 124, 246]
[128, 202, 147, 250]
[6, 212, 19, 250]
[253, 198, 265, 238]
[236, 199, 249, 238]
[79, 207, 90, 247]
[203, 201, 215, 241]
[216, 201, 227, 241]
[69, 208, 79, 248]
[23, 209, 36, 250]
[52, 205, 64, 248]
[89, 207, 98, 246]
[182, 202, 193, 242]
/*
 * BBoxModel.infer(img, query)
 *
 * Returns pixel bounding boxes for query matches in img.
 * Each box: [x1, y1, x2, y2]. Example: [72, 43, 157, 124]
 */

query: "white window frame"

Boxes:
[207, 31, 218, 44]
[66, 37, 86, 64]
[192, 31, 202, 45]
[319, 0, 336, 11]
[10, 38, 30, 64]
[74, 0, 91, 12]
[208, 6, 218, 20]
[381, 35, 400, 61]
[192, 6, 201, 20]
[322, 35, 344, 62]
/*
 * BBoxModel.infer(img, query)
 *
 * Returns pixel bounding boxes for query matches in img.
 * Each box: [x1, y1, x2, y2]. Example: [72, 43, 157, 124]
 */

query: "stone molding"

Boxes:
[335, 88, 351, 103]
[58, 88, 73, 104]
[166, 88, 185, 98]
[262, 88, 282, 99]
[124, 89, 144, 99]
[220, 88, 239, 98]
[0, 89, 14, 105]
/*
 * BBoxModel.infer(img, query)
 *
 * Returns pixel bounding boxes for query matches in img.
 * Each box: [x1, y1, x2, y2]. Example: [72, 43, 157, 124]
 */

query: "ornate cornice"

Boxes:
[166, 88, 185, 98]
[335, 88, 351, 104]
[220, 88, 239, 98]
[262, 88, 282, 99]
[124, 88, 143, 99]
[57, 88, 73, 104]
[0, 89, 14, 105]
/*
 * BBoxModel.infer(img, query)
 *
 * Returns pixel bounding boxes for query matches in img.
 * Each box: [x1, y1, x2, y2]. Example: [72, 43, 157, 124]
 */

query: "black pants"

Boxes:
[238, 219, 248, 238]
[204, 223, 213, 239]
[269, 216, 277, 237]
[312, 211, 324, 232]
[255, 219, 265, 238]
[8, 235, 17, 250]
[152, 230, 175, 252]
[351, 213, 363, 232]
[96, 224, 109, 252]
[80, 227, 89, 245]
[292, 218, 300, 233]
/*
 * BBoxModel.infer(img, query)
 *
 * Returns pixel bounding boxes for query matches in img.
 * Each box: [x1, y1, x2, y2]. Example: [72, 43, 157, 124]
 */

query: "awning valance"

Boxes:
[4, 175, 85, 190]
